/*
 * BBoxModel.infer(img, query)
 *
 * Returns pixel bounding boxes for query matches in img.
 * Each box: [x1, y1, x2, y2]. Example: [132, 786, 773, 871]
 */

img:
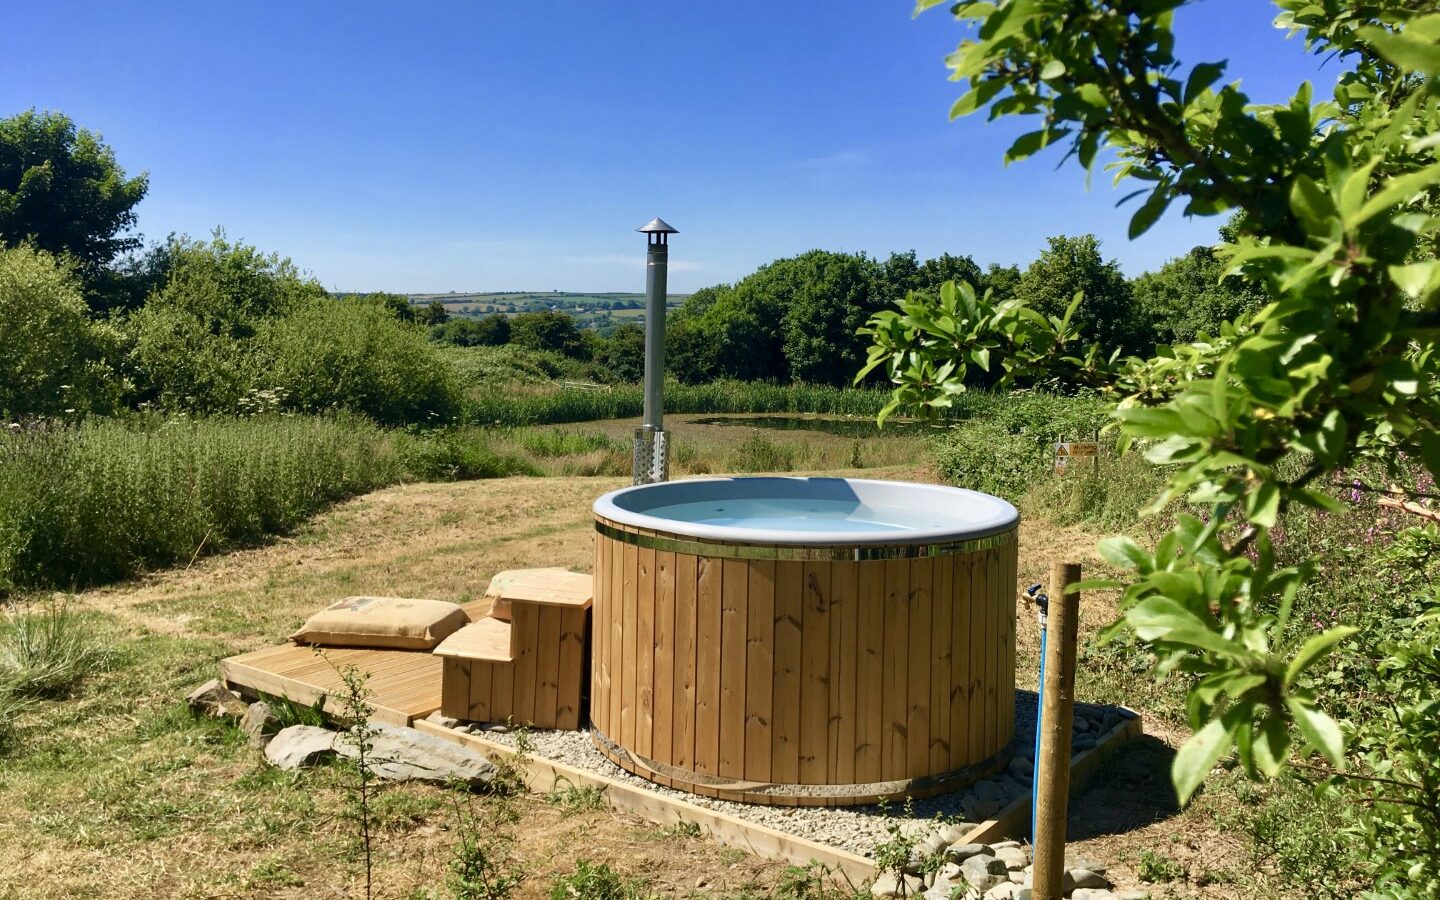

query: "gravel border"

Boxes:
[436, 692, 1135, 856]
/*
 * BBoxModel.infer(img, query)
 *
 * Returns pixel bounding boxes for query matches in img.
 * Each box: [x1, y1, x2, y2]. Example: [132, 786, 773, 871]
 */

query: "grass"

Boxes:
[0, 603, 111, 699]
[461, 380, 1021, 428]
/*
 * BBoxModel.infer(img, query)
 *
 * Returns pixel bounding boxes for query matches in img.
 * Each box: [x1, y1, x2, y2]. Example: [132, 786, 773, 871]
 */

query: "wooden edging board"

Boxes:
[414, 707, 1143, 884]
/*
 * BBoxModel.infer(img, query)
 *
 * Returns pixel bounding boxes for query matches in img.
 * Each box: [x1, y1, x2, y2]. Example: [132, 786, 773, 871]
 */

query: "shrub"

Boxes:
[549, 860, 643, 900]
[932, 421, 1051, 498]
[260, 295, 462, 426]
[0, 244, 121, 419]
[398, 429, 538, 481]
[125, 233, 326, 413]
[441, 345, 585, 388]
[728, 434, 798, 473]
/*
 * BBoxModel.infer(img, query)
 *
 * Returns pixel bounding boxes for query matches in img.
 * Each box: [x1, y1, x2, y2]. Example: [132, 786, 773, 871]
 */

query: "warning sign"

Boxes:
[1054, 441, 1099, 474]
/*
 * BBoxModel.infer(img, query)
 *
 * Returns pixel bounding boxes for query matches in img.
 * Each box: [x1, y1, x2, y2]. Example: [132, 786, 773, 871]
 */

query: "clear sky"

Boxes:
[4, 1, 1337, 293]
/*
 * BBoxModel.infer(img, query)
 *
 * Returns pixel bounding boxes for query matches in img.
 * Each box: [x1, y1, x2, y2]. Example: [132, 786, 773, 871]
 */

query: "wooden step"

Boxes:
[487, 568, 593, 608]
[434, 616, 513, 663]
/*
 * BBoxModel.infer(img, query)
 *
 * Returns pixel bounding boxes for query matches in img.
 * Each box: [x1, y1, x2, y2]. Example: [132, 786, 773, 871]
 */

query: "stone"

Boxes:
[1064, 856, 1108, 876]
[186, 679, 247, 719]
[1007, 871, 1024, 884]
[241, 700, 280, 748]
[264, 725, 337, 769]
[989, 841, 1021, 851]
[424, 710, 460, 729]
[1114, 891, 1150, 900]
[481, 723, 511, 733]
[1066, 868, 1109, 890]
[1071, 891, 1117, 900]
[994, 846, 1028, 871]
[983, 884, 1020, 900]
[937, 822, 970, 845]
[960, 854, 1009, 887]
[1006, 757, 1033, 781]
[332, 723, 497, 787]
[1073, 733, 1098, 752]
[947, 843, 991, 864]
[972, 780, 1005, 803]
[918, 830, 952, 857]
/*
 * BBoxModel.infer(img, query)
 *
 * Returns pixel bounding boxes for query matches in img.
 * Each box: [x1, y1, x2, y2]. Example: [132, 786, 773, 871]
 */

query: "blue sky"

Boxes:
[4, 2, 1336, 293]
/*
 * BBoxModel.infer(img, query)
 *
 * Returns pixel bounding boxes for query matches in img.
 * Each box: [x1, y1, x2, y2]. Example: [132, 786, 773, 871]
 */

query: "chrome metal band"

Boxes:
[593, 519, 1015, 561]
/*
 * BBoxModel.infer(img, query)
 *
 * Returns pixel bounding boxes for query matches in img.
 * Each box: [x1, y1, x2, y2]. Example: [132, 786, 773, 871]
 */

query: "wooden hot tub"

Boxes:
[589, 477, 1018, 806]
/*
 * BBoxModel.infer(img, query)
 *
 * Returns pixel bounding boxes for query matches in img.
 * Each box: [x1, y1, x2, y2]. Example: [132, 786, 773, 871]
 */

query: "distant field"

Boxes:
[404, 290, 687, 333]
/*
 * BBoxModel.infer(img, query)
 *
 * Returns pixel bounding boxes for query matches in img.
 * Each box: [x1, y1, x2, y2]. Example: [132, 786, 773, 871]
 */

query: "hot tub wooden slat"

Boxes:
[930, 553, 953, 774]
[744, 559, 775, 782]
[591, 524, 607, 734]
[799, 560, 831, 785]
[986, 547, 1002, 758]
[949, 555, 968, 771]
[829, 560, 858, 785]
[694, 556, 722, 776]
[882, 558, 909, 776]
[654, 549, 676, 767]
[855, 561, 885, 784]
[967, 555, 986, 763]
[609, 529, 625, 737]
[719, 557, 748, 778]
[621, 538, 638, 752]
[771, 561, 803, 784]
[908, 556, 933, 778]
[535, 605, 561, 730]
[673, 553, 697, 771]
[636, 539, 656, 760]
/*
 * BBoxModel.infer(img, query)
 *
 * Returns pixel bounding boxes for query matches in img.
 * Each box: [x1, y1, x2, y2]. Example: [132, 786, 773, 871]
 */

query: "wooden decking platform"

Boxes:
[220, 599, 490, 726]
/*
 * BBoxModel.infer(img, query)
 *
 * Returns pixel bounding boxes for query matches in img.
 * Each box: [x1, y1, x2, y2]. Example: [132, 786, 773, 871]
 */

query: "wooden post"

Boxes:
[1031, 561, 1080, 900]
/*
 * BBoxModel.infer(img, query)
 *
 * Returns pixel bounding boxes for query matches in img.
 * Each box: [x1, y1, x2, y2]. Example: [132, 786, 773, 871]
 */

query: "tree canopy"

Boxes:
[0, 110, 148, 275]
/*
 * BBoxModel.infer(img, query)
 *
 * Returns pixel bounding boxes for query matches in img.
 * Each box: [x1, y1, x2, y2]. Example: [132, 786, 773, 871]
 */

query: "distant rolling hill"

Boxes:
[404, 290, 688, 334]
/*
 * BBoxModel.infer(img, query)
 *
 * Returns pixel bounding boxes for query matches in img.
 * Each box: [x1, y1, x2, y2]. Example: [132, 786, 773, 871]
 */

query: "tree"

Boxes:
[0, 245, 120, 419]
[430, 313, 510, 347]
[868, 4, 1440, 885]
[125, 233, 327, 412]
[1132, 243, 1268, 345]
[918, 253, 985, 298]
[510, 310, 587, 358]
[417, 300, 449, 327]
[0, 110, 148, 276]
[1015, 234, 1149, 355]
[597, 322, 646, 383]
[379, 293, 416, 323]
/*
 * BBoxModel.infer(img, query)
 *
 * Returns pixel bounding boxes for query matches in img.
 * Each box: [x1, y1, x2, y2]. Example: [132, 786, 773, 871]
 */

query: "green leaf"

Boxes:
[1183, 61, 1226, 105]
[1245, 481, 1281, 529]
[1285, 626, 1359, 687]
[1251, 713, 1291, 778]
[1286, 698, 1345, 768]
[1039, 59, 1066, 79]
[1097, 536, 1150, 571]
[1350, 160, 1440, 227]
[1172, 707, 1241, 804]
[1358, 22, 1440, 74]
[1128, 186, 1173, 239]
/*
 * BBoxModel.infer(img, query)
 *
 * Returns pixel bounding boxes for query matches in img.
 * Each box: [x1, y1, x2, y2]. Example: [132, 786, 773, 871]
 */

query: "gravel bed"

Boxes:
[440, 691, 1135, 856]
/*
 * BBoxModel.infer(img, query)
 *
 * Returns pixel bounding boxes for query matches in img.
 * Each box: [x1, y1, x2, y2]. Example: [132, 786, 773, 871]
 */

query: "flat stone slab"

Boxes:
[333, 723, 496, 787]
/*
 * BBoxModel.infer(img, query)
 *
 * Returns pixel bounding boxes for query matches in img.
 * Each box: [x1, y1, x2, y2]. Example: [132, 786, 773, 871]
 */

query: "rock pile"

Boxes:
[184, 679, 496, 788]
[871, 835, 1148, 900]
